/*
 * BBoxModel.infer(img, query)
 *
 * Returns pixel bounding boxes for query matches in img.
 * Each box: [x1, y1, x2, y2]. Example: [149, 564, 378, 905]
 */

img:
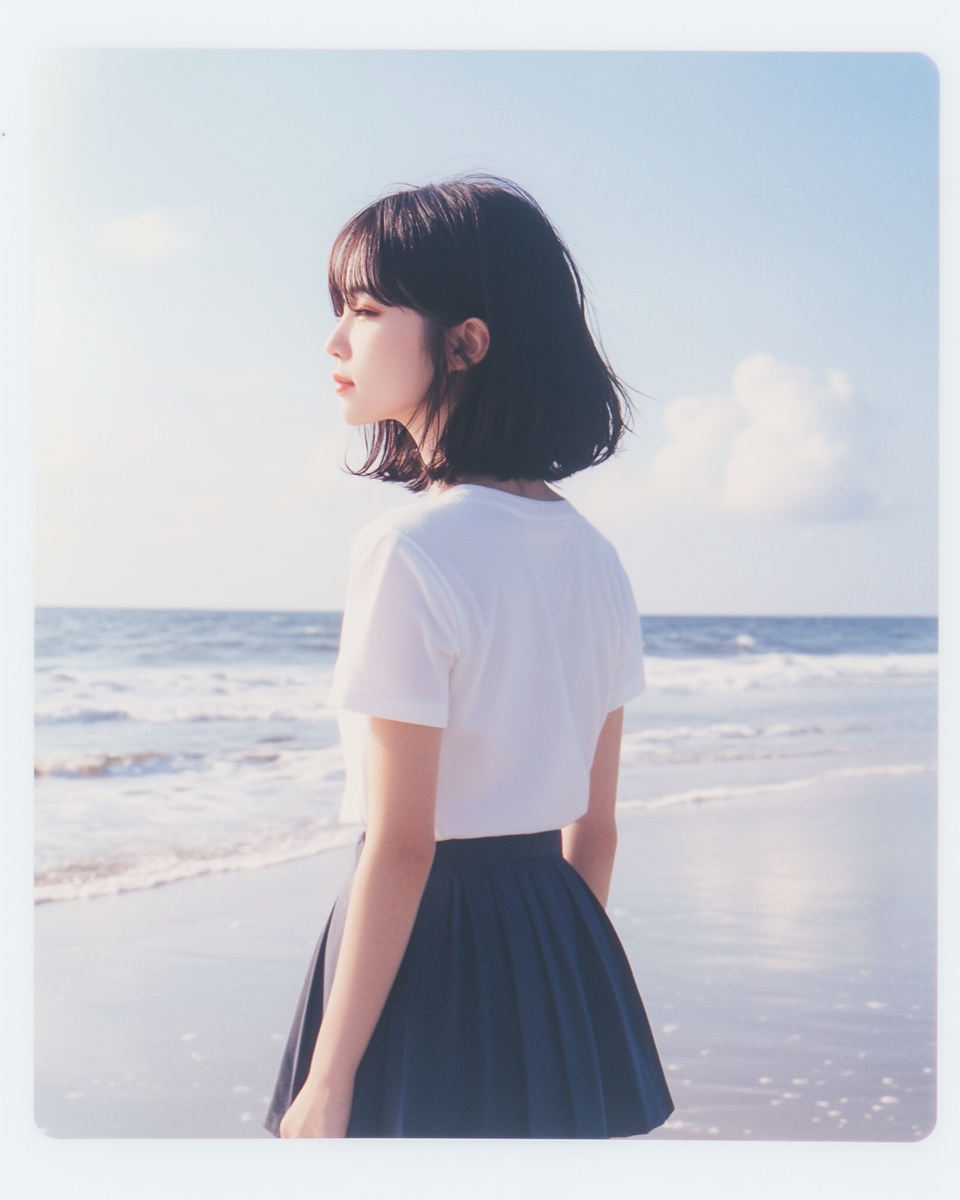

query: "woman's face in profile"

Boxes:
[325, 293, 433, 431]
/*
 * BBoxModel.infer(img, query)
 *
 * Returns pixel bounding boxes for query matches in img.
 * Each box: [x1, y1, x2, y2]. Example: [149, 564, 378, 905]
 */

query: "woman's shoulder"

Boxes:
[350, 485, 627, 583]
[350, 493, 458, 556]
[346, 495, 481, 593]
[350, 487, 505, 554]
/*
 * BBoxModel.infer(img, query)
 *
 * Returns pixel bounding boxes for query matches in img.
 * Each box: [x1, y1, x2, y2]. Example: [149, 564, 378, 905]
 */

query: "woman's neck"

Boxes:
[436, 476, 564, 502]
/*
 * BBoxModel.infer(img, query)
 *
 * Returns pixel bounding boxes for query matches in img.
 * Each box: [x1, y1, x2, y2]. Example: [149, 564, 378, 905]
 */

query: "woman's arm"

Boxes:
[561, 706, 623, 908]
[279, 716, 441, 1138]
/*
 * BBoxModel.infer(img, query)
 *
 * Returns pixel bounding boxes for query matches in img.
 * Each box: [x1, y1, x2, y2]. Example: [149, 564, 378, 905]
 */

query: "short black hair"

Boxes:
[328, 176, 630, 491]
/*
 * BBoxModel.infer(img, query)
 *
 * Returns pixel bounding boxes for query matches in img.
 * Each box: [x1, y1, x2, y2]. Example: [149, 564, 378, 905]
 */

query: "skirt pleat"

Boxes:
[265, 830, 673, 1139]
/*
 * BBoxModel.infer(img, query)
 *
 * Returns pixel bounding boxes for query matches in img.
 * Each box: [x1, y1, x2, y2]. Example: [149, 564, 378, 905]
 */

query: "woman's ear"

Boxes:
[446, 317, 490, 372]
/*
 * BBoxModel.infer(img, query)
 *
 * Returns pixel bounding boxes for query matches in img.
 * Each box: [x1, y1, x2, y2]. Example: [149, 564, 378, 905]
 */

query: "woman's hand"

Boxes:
[278, 1075, 354, 1139]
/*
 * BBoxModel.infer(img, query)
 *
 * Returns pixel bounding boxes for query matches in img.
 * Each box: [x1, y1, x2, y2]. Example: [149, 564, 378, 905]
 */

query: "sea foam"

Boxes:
[616, 763, 934, 812]
[35, 665, 336, 725]
[34, 823, 362, 903]
[641, 652, 937, 694]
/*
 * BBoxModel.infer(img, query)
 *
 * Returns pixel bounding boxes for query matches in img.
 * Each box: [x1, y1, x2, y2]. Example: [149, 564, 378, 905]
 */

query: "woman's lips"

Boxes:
[333, 374, 354, 393]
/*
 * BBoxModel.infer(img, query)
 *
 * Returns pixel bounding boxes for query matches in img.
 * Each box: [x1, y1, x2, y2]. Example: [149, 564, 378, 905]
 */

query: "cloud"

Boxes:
[643, 353, 883, 521]
[95, 208, 196, 264]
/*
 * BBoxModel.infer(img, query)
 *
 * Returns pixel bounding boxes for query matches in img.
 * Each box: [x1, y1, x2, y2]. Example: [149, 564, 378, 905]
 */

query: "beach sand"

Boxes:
[35, 769, 935, 1140]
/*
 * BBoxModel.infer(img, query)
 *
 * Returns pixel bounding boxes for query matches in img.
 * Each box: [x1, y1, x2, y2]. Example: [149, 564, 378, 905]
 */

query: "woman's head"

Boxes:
[327, 176, 630, 491]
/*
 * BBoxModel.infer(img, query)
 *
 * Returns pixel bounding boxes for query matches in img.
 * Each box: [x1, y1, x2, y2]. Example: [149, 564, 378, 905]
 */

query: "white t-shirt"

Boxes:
[327, 483, 645, 840]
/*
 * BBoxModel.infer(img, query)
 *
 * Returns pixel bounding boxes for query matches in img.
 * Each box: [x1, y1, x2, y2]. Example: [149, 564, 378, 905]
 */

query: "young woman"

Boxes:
[265, 177, 673, 1140]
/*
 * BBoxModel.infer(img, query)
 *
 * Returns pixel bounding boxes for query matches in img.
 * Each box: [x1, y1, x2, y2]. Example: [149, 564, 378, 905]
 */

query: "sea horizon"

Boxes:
[35, 603, 940, 618]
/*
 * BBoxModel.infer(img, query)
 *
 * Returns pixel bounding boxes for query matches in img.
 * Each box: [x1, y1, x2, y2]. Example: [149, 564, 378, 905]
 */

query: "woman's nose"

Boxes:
[325, 317, 349, 359]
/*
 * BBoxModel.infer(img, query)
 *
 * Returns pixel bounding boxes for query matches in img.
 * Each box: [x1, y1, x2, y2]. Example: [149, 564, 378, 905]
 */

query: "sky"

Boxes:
[35, 50, 939, 615]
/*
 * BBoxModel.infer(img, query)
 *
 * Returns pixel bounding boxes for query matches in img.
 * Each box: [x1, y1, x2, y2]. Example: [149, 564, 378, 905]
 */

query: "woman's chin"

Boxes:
[339, 400, 418, 431]
[338, 398, 368, 426]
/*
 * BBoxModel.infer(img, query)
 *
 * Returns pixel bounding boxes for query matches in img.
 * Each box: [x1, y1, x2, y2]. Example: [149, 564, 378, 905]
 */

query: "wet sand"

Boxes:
[35, 769, 935, 1139]
[618, 770, 936, 1140]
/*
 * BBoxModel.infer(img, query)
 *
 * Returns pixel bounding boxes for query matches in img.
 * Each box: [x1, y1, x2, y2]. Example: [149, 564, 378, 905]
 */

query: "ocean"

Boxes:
[34, 609, 938, 905]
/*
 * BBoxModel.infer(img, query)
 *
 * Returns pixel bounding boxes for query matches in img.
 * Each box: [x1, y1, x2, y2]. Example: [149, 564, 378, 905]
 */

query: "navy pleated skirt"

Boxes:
[265, 830, 673, 1139]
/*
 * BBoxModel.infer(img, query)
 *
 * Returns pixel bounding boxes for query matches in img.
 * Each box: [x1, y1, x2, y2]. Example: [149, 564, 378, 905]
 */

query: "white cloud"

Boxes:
[643, 353, 883, 521]
[95, 208, 196, 264]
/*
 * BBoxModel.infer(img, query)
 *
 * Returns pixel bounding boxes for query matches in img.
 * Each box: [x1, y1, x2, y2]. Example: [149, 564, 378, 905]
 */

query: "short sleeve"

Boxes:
[327, 527, 460, 727]
[608, 566, 646, 711]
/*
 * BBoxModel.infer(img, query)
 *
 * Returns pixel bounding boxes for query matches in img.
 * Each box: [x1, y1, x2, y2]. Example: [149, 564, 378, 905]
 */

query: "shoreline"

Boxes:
[33, 759, 936, 907]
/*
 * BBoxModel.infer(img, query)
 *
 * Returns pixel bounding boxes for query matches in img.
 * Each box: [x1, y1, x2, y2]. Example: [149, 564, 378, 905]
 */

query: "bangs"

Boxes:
[328, 206, 422, 316]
